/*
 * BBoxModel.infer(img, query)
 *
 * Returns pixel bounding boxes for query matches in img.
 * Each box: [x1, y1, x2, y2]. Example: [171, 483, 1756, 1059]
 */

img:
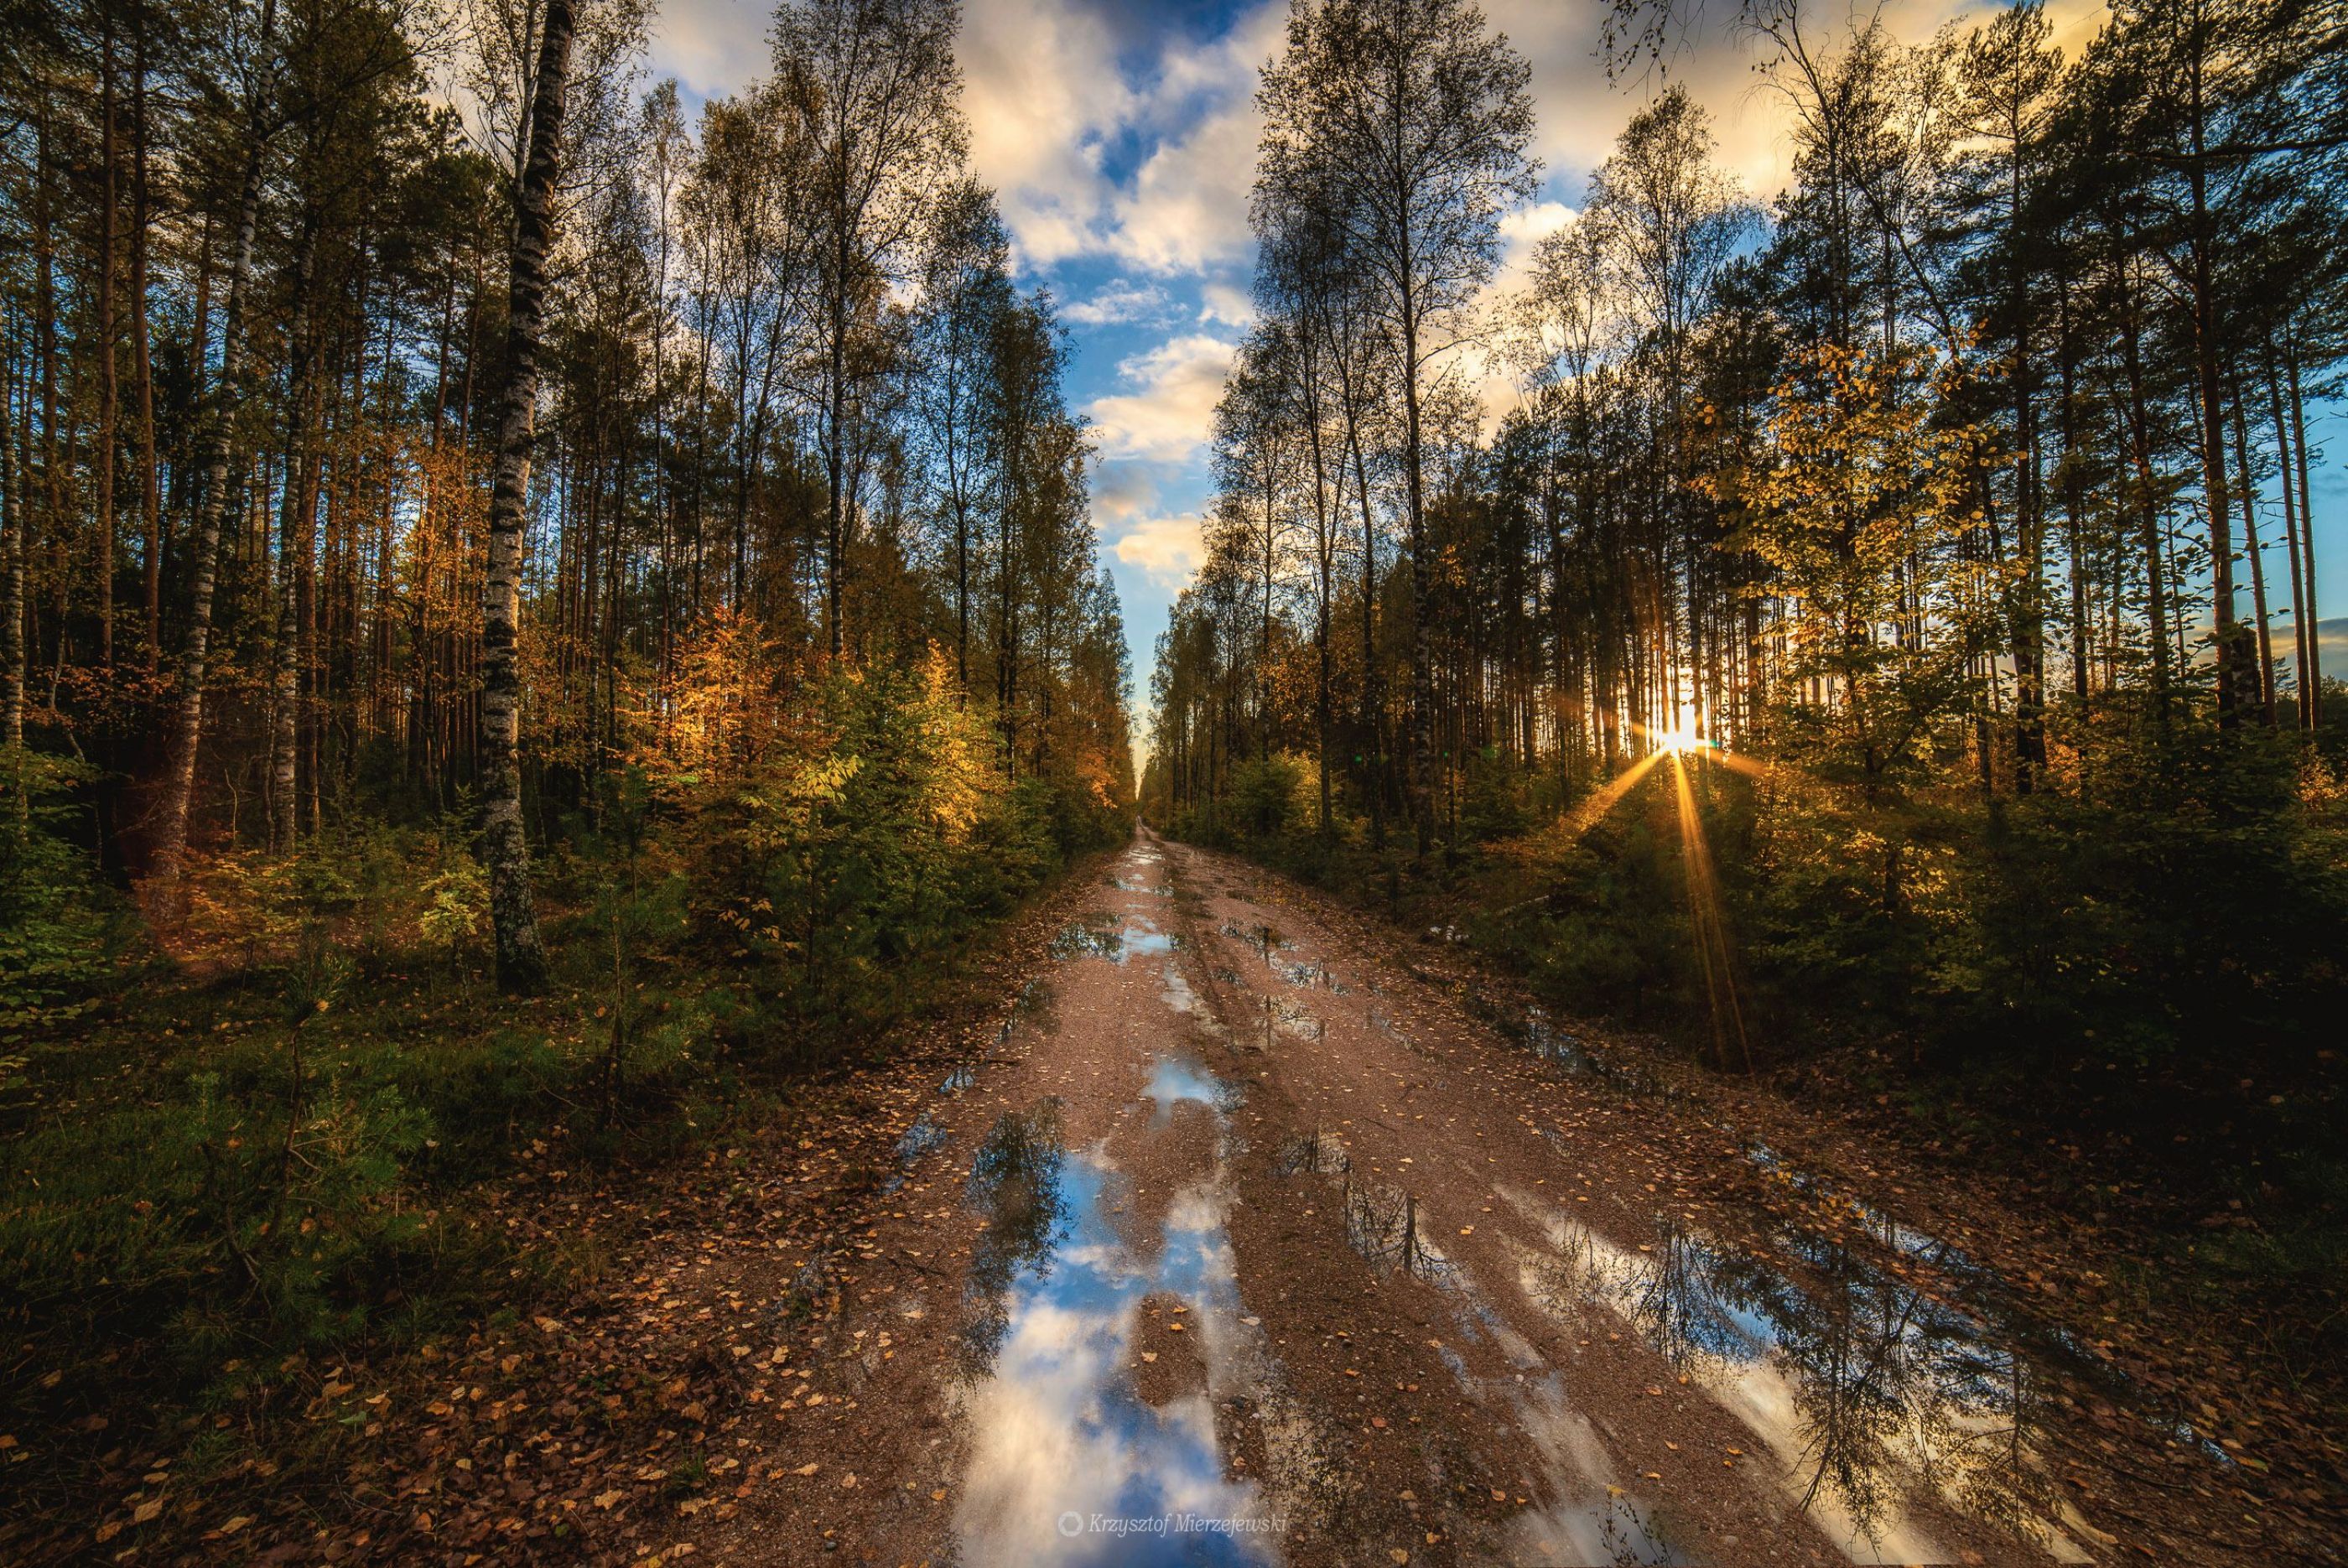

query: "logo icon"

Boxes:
[1056, 1511, 1085, 1538]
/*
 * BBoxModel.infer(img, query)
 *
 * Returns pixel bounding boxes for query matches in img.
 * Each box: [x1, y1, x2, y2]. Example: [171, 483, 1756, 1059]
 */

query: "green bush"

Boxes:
[0, 746, 119, 1045]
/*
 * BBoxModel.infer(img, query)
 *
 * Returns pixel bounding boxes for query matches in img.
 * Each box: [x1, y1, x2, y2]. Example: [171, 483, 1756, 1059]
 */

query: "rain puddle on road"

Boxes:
[949, 1077, 1277, 1560]
[1272, 1132, 1688, 1565]
[1735, 1142, 2237, 1471]
[1504, 1184, 2105, 1565]
[1054, 912, 1181, 964]
[1143, 1054, 1242, 1118]
[1520, 1006, 1662, 1098]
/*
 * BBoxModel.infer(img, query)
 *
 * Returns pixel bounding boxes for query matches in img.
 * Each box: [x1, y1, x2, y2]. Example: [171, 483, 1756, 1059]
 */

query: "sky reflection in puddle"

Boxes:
[882, 1113, 951, 1194]
[1144, 1055, 1240, 1118]
[953, 1093, 1275, 1566]
[1506, 1186, 2101, 1565]
[1054, 914, 1180, 965]
[1522, 1006, 1661, 1097]
[1271, 1133, 1686, 1564]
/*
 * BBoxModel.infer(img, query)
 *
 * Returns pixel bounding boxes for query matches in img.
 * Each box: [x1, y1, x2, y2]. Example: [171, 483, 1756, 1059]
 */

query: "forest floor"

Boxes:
[18, 830, 2341, 1566]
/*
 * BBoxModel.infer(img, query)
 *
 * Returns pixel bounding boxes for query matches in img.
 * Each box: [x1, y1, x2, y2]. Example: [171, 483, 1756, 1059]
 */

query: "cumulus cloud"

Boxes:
[1062, 279, 1175, 327]
[959, 0, 1280, 274]
[1085, 333, 1239, 463]
[1111, 513, 1211, 589]
[1197, 282, 1256, 328]
[643, 0, 773, 102]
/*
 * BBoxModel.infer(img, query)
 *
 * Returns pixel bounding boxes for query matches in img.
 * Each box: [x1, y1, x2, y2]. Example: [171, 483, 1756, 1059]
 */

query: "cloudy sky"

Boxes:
[644, 0, 2344, 734]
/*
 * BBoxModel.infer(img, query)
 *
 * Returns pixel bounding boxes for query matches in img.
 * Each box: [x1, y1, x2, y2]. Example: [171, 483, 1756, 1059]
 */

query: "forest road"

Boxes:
[705, 827, 2179, 1568]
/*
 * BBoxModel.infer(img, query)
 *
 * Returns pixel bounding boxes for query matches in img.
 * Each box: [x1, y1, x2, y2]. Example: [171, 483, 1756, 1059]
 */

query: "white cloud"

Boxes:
[644, 0, 772, 102]
[1111, 513, 1210, 589]
[1197, 282, 1255, 328]
[960, 0, 1135, 269]
[1085, 333, 1239, 463]
[1062, 279, 1174, 327]
[961, 0, 1280, 275]
[1486, 0, 2111, 201]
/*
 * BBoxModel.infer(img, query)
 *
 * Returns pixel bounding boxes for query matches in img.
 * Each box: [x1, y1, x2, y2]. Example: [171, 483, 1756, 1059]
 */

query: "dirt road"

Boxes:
[696, 828, 2252, 1566]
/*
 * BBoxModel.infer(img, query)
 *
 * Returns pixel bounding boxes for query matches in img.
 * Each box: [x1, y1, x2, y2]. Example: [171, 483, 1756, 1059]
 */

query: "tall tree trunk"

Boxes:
[2230, 386, 2274, 725]
[152, 2, 275, 886]
[2267, 354, 2312, 728]
[2288, 340, 2321, 724]
[2118, 257, 2172, 714]
[2184, 47, 2250, 724]
[1400, 302, 1434, 859]
[132, 8, 162, 664]
[95, 18, 120, 668]
[478, 0, 574, 991]
[4, 320, 23, 752]
[270, 224, 317, 854]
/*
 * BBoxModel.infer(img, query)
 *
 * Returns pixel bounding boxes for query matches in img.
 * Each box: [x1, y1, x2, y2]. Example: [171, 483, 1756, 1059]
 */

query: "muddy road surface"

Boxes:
[701, 829, 2246, 1567]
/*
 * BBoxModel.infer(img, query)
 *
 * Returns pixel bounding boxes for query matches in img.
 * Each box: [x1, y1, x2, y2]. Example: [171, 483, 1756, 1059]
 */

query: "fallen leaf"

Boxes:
[595, 1490, 625, 1509]
[790, 1463, 820, 1477]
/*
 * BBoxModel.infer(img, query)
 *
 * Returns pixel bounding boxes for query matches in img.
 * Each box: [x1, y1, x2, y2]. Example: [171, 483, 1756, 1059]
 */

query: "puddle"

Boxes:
[1111, 873, 1175, 896]
[1733, 1140, 2236, 1474]
[1268, 955, 1324, 989]
[1218, 921, 1289, 963]
[1234, 994, 1322, 1050]
[1509, 1187, 2103, 1564]
[953, 1083, 1278, 1563]
[942, 1064, 979, 1095]
[1520, 1006, 1660, 1097]
[882, 1113, 952, 1194]
[1273, 1132, 1451, 1284]
[1160, 963, 1198, 1015]
[1143, 1054, 1242, 1118]
[1272, 1131, 1685, 1561]
[1055, 914, 1179, 965]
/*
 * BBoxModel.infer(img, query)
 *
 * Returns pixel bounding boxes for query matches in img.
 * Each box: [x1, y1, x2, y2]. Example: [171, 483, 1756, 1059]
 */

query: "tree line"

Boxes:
[1145, 0, 2345, 854]
[0, 0, 1134, 987]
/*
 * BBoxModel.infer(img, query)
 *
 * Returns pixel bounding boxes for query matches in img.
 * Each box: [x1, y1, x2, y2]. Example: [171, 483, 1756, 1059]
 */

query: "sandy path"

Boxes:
[701, 828, 2228, 1567]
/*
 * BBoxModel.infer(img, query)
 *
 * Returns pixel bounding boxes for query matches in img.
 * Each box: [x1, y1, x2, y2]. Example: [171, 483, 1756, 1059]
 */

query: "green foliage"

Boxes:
[418, 856, 491, 975]
[1229, 753, 1307, 839]
[0, 747, 119, 1043]
[664, 657, 1118, 1060]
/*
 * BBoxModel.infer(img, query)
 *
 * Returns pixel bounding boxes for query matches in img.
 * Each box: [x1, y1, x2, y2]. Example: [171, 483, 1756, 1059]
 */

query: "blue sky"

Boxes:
[645, 0, 2348, 736]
